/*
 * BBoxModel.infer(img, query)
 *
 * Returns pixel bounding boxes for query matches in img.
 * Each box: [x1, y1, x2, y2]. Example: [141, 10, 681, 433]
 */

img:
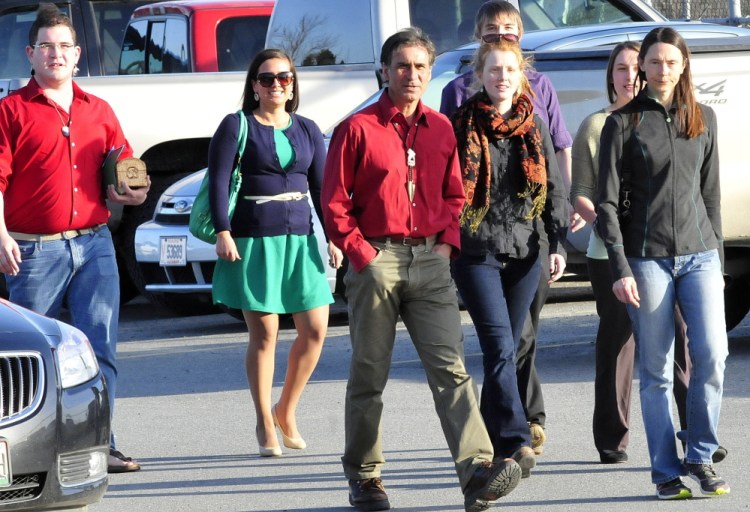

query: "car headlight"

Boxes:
[55, 323, 100, 389]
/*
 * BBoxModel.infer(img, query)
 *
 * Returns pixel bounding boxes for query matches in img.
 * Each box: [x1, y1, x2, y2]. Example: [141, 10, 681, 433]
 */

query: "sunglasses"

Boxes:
[256, 72, 294, 87]
[481, 33, 520, 44]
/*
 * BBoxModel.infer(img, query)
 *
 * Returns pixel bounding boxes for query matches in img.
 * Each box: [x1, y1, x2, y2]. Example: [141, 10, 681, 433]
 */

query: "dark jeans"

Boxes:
[452, 252, 540, 458]
[588, 257, 691, 454]
[517, 237, 549, 426]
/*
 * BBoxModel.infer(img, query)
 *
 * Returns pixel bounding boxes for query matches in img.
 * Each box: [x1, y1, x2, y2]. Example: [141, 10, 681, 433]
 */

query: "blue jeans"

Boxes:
[452, 252, 540, 457]
[627, 250, 727, 484]
[6, 228, 120, 448]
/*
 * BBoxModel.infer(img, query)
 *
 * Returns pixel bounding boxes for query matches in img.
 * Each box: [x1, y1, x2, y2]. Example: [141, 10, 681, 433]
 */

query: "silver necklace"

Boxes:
[53, 105, 71, 137]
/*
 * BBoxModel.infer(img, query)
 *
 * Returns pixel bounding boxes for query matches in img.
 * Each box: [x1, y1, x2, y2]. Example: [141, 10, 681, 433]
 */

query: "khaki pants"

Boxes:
[341, 238, 493, 490]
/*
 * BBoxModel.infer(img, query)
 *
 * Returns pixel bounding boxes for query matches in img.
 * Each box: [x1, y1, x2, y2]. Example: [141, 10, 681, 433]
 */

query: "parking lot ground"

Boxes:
[94, 290, 750, 512]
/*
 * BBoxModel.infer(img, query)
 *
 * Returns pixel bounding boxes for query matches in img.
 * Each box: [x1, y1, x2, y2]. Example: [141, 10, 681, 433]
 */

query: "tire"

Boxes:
[117, 172, 220, 316]
[724, 276, 750, 331]
[217, 304, 245, 321]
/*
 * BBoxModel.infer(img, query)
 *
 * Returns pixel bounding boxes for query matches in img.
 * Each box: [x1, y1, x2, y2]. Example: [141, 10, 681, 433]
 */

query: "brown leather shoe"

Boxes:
[348, 478, 390, 511]
[511, 445, 537, 478]
[463, 459, 521, 512]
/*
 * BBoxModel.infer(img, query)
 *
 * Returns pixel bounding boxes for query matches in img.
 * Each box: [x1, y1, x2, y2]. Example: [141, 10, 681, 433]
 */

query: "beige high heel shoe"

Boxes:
[255, 425, 282, 457]
[272, 404, 307, 450]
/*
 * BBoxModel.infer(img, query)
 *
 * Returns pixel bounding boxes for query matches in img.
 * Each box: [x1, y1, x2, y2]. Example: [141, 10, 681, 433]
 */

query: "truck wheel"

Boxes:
[118, 173, 220, 316]
[217, 304, 244, 321]
[724, 276, 750, 331]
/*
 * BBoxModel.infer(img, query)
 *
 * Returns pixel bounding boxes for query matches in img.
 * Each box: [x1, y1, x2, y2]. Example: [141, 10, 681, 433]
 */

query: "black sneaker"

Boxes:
[599, 450, 628, 464]
[463, 459, 521, 512]
[348, 478, 390, 511]
[712, 445, 728, 464]
[684, 463, 731, 496]
[656, 477, 692, 500]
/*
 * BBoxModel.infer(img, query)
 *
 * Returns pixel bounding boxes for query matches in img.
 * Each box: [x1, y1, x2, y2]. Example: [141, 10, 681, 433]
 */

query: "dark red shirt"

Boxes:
[322, 90, 464, 272]
[0, 78, 133, 233]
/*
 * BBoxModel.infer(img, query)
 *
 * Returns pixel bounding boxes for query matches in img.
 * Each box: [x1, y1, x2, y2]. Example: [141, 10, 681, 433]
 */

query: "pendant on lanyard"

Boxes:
[407, 148, 416, 201]
[394, 120, 420, 202]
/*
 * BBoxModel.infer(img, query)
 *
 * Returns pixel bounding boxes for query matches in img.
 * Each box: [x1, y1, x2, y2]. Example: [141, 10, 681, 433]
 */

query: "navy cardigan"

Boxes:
[207, 111, 326, 238]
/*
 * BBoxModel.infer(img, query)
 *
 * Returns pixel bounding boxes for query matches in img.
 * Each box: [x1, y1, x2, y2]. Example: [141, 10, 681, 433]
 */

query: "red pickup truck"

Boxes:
[119, 0, 274, 74]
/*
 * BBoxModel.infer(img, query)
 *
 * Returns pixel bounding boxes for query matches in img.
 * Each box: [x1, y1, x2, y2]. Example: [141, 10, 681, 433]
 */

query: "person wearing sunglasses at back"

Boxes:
[208, 48, 342, 458]
[440, 0, 574, 459]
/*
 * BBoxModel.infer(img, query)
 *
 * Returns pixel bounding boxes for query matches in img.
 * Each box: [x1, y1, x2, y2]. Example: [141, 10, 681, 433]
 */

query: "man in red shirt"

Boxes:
[0, 4, 149, 473]
[322, 28, 521, 512]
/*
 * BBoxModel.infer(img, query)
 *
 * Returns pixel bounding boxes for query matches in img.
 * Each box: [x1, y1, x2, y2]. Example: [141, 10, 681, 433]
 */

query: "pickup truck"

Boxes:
[0, 0, 271, 307]
[134, 23, 750, 329]
[118, 0, 273, 74]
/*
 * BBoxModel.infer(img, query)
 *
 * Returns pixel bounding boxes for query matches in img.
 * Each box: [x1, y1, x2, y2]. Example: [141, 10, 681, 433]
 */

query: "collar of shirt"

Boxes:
[21, 77, 91, 106]
[375, 88, 431, 130]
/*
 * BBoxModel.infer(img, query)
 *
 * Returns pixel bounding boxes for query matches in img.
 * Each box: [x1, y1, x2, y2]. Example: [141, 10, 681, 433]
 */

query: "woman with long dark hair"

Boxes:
[597, 27, 730, 499]
[209, 48, 342, 457]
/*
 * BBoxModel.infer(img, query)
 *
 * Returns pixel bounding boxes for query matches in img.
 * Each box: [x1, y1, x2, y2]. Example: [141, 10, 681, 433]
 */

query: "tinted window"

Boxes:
[91, 1, 152, 75]
[0, 5, 89, 79]
[266, 0, 373, 66]
[162, 18, 189, 72]
[530, 0, 639, 27]
[217, 15, 271, 71]
[409, 0, 486, 54]
[119, 19, 147, 74]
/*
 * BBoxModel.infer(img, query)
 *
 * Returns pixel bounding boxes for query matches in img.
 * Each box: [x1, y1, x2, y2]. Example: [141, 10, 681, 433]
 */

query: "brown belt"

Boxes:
[9, 224, 106, 242]
[368, 236, 433, 246]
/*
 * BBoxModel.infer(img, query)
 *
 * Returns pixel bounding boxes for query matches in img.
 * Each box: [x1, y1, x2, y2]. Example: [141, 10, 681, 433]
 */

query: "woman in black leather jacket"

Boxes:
[596, 27, 729, 500]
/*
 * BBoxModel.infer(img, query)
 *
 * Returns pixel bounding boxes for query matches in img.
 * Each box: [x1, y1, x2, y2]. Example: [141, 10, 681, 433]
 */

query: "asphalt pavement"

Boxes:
[92, 286, 750, 512]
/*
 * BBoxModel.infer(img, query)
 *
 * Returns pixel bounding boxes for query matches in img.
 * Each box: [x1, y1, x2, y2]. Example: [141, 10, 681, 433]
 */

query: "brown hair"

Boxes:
[639, 27, 704, 138]
[242, 48, 299, 113]
[473, 1, 524, 41]
[29, 2, 76, 46]
[473, 38, 532, 102]
[605, 41, 642, 104]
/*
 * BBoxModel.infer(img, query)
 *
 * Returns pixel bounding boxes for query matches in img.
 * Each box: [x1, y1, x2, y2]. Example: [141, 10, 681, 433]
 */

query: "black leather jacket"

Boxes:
[596, 90, 723, 280]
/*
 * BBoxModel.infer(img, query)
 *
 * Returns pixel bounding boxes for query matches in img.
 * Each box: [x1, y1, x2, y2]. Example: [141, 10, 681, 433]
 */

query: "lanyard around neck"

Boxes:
[392, 120, 420, 201]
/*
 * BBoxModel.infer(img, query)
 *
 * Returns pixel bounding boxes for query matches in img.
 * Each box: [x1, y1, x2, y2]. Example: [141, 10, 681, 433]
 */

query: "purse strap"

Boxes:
[236, 109, 248, 161]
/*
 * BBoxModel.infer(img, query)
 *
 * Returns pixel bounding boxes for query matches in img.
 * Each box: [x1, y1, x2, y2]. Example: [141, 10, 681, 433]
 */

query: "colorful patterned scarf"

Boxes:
[452, 90, 547, 233]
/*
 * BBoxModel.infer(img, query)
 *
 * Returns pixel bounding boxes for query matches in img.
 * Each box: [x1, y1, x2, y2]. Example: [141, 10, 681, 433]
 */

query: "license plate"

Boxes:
[159, 236, 187, 266]
[0, 439, 11, 487]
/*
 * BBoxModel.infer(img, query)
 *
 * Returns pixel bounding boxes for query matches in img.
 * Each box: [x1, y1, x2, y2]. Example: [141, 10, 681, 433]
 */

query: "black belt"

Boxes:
[368, 236, 429, 246]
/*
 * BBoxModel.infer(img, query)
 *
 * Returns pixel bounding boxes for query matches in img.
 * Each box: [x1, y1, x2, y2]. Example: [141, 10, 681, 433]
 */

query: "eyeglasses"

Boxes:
[33, 42, 77, 53]
[481, 33, 519, 44]
[256, 72, 294, 87]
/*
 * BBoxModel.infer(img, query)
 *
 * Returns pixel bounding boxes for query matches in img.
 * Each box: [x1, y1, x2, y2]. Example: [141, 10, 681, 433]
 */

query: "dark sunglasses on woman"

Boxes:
[256, 72, 294, 87]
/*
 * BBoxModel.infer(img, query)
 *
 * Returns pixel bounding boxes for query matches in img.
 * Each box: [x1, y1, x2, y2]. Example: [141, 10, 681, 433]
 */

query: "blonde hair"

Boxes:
[473, 39, 532, 102]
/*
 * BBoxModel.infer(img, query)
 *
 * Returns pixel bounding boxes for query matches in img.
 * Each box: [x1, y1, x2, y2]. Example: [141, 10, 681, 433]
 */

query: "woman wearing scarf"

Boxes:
[450, 38, 568, 479]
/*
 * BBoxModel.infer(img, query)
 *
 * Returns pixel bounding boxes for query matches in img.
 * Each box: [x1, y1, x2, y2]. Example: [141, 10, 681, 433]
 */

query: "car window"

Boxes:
[266, 0, 373, 66]
[91, 1, 152, 74]
[409, 0, 486, 54]
[121, 16, 190, 74]
[162, 17, 190, 72]
[216, 15, 270, 71]
[0, 8, 42, 79]
[535, 0, 640, 27]
[119, 19, 147, 74]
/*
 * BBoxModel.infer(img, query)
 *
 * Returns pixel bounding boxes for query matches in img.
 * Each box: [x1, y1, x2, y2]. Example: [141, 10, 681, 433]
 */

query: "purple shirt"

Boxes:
[440, 69, 572, 153]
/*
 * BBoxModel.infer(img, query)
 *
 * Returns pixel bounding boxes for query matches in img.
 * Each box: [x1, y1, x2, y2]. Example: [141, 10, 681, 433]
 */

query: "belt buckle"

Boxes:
[61, 230, 77, 240]
[401, 237, 413, 245]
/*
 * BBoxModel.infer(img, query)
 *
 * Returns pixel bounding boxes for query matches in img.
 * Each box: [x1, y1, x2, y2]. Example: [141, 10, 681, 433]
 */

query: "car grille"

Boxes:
[154, 212, 190, 224]
[0, 473, 44, 503]
[142, 261, 217, 285]
[0, 353, 44, 425]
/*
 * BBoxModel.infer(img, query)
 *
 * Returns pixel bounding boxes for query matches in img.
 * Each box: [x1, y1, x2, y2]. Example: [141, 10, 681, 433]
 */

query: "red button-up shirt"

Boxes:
[322, 90, 464, 272]
[0, 78, 133, 233]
